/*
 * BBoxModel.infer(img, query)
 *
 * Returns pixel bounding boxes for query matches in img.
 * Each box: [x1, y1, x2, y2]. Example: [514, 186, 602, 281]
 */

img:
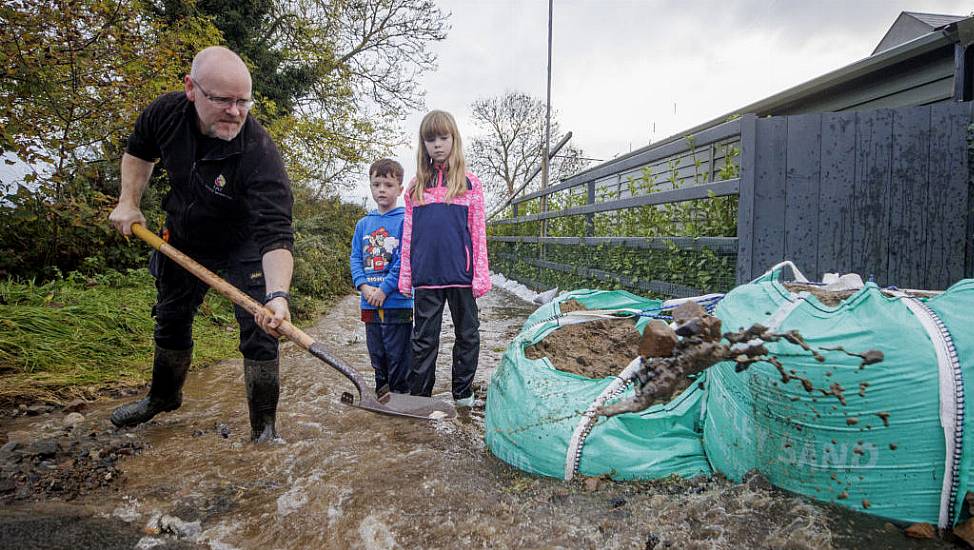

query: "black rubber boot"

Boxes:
[111, 345, 192, 428]
[245, 358, 280, 443]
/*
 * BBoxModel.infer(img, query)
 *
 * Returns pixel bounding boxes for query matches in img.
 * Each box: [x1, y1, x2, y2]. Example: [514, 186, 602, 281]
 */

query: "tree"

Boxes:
[0, 0, 221, 196]
[154, 0, 449, 194]
[274, 0, 449, 194]
[467, 91, 589, 212]
[147, 0, 319, 118]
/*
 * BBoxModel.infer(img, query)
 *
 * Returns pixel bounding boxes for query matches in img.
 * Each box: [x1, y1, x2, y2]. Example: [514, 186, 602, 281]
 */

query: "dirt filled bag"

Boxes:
[485, 289, 712, 481]
[703, 264, 974, 527]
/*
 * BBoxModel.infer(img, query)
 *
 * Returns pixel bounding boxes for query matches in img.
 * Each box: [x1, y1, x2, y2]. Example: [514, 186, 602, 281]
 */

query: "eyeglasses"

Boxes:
[191, 78, 255, 110]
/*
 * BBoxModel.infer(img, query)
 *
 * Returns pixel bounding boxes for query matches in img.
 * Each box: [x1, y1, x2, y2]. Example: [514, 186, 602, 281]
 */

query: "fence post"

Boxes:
[709, 142, 717, 182]
[585, 180, 595, 237]
[736, 114, 757, 284]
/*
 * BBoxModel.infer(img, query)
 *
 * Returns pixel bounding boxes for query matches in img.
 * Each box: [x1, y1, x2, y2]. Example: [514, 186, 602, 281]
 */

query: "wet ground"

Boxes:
[0, 289, 962, 549]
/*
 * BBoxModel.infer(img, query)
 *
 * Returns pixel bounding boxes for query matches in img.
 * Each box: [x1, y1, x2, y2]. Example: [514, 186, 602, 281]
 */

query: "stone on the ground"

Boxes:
[135, 537, 166, 549]
[63, 412, 85, 428]
[0, 477, 16, 492]
[4, 431, 31, 444]
[112, 502, 141, 522]
[904, 523, 935, 539]
[29, 439, 58, 458]
[143, 512, 162, 535]
[954, 518, 974, 545]
[26, 403, 53, 416]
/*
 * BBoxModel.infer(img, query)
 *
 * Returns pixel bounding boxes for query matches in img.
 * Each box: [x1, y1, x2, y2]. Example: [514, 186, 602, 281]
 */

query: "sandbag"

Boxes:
[704, 265, 974, 527]
[485, 289, 712, 481]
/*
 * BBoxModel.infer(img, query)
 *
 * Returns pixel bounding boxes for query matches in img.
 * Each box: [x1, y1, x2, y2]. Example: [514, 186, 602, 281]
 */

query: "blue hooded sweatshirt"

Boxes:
[350, 207, 412, 311]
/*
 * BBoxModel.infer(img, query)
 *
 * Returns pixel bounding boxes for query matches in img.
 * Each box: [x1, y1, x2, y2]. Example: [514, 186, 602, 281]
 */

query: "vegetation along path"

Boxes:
[0, 287, 957, 549]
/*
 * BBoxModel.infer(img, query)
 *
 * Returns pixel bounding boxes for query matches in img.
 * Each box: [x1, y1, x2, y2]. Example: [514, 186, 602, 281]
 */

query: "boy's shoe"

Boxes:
[455, 395, 478, 408]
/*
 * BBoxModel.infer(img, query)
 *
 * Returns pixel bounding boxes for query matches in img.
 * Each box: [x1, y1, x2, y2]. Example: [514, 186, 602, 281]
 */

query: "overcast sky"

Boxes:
[344, 0, 972, 206]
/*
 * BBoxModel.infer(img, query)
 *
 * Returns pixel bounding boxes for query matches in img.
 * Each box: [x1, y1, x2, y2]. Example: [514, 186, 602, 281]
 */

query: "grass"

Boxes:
[0, 269, 239, 406]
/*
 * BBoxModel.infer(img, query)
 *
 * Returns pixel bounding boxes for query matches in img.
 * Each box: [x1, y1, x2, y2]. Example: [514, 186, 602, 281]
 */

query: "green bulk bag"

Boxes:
[703, 264, 974, 527]
[485, 289, 712, 481]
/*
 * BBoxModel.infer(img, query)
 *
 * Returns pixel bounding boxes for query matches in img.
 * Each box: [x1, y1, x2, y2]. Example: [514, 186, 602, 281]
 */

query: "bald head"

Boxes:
[190, 46, 252, 89]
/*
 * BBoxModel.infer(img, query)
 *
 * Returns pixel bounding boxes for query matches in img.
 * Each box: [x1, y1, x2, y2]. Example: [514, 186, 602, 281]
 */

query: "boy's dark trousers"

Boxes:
[409, 287, 480, 399]
[364, 313, 413, 394]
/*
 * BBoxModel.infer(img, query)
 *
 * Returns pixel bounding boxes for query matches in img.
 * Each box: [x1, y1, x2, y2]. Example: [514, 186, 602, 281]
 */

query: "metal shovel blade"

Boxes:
[310, 343, 457, 419]
[343, 391, 457, 420]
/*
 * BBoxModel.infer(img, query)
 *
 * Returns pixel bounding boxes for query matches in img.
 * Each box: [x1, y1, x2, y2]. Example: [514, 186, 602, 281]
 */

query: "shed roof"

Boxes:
[872, 11, 966, 54]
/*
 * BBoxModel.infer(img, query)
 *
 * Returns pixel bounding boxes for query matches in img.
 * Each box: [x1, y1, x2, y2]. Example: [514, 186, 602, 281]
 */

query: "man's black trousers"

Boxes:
[409, 287, 480, 399]
[150, 236, 278, 361]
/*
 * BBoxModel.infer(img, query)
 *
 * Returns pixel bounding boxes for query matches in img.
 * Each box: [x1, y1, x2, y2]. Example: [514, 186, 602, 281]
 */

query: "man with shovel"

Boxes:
[108, 46, 293, 443]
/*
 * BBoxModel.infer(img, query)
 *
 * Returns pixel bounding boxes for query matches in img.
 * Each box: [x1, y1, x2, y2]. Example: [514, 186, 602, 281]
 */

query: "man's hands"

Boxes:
[109, 203, 147, 236]
[358, 284, 387, 307]
[255, 296, 291, 338]
[257, 249, 294, 338]
[110, 153, 154, 235]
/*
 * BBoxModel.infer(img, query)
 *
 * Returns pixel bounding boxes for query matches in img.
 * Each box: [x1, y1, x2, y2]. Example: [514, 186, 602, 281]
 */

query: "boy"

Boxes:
[350, 159, 413, 394]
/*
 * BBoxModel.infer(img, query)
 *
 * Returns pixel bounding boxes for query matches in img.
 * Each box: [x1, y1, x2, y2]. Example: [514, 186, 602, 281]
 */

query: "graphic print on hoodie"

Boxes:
[349, 207, 413, 311]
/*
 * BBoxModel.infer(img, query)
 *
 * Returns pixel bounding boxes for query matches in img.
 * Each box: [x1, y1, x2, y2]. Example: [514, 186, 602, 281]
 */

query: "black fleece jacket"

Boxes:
[126, 91, 293, 256]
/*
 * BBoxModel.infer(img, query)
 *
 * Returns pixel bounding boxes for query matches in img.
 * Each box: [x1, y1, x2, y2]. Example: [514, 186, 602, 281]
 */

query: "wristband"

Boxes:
[264, 290, 291, 304]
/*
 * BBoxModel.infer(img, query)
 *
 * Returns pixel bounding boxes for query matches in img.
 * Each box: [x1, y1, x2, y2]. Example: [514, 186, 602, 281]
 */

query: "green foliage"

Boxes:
[0, 166, 174, 279]
[0, 0, 222, 193]
[488, 139, 742, 296]
[0, 0, 441, 403]
[289, 191, 365, 318]
[0, 269, 237, 405]
[0, 0, 219, 280]
[1, 0, 447, 282]
[158, 0, 449, 193]
[193, 0, 318, 116]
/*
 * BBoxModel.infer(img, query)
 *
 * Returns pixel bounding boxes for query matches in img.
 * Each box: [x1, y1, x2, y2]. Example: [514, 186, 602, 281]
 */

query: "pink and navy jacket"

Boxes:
[398, 167, 491, 298]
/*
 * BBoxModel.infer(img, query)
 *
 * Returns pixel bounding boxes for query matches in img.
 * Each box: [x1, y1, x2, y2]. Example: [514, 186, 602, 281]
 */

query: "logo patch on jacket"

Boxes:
[214, 174, 227, 189]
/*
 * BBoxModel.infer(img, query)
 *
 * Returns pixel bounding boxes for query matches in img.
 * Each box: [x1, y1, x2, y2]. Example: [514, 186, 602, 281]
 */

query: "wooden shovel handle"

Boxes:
[130, 223, 315, 350]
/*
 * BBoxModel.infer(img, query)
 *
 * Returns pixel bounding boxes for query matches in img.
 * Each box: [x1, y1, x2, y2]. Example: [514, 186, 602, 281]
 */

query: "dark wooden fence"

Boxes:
[739, 101, 973, 289]
[488, 101, 973, 295]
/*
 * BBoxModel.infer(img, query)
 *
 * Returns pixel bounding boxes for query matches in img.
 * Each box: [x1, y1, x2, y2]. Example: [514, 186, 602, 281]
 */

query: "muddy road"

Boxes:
[0, 289, 955, 549]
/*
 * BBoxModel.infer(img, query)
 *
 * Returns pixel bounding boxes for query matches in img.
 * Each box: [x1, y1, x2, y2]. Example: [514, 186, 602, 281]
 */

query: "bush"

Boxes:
[0, 171, 168, 281]
[290, 194, 365, 318]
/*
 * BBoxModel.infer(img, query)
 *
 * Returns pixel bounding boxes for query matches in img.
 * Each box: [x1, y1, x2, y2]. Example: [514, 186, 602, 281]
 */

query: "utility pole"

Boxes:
[541, 0, 553, 243]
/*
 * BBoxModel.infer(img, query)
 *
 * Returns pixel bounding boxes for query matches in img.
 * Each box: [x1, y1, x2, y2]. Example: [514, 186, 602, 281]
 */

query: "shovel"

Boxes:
[130, 223, 456, 420]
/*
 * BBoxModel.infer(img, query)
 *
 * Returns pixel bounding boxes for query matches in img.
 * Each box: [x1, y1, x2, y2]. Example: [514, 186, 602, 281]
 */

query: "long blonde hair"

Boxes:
[412, 110, 467, 204]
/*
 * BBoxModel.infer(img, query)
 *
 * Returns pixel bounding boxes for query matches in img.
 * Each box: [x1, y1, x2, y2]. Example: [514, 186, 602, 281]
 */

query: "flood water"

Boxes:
[0, 289, 957, 549]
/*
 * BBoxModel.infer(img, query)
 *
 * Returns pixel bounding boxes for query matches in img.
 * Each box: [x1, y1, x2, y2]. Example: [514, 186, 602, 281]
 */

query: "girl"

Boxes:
[398, 110, 491, 407]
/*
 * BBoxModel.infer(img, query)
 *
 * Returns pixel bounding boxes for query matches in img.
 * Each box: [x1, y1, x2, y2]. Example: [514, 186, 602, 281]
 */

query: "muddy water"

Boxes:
[1, 290, 957, 549]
